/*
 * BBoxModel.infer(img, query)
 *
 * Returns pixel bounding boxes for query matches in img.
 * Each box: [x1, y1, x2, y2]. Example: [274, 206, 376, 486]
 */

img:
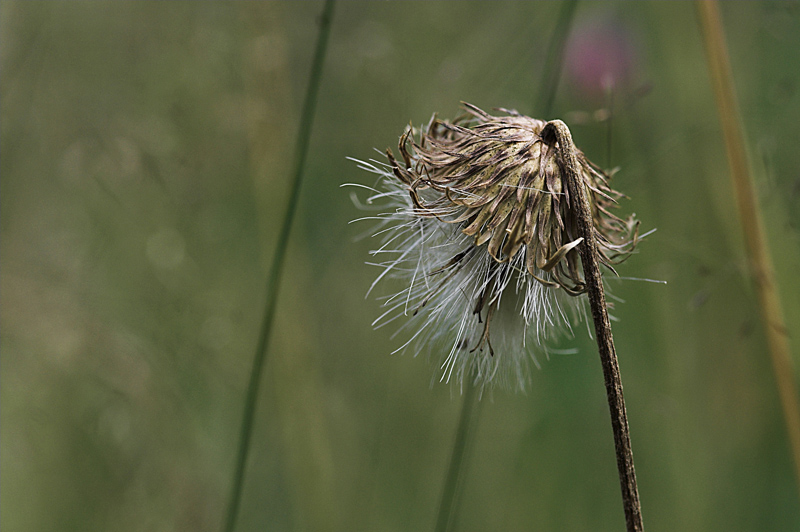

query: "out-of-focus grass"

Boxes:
[698, 0, 800, 498]
[2, 2, 800, 531]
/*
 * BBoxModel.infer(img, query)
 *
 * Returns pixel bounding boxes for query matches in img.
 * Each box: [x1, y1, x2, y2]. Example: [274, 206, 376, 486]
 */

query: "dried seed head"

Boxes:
[352, 104, 640, 391]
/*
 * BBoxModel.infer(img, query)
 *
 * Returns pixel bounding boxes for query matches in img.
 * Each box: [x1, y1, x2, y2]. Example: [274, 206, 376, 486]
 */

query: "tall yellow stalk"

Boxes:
[697, 0, 800, 492]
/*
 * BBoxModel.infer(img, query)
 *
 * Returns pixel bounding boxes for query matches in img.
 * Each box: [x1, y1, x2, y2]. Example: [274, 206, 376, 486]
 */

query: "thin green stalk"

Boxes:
[697, 0, 800, 494]
[604, 83, 614, 170]
[434, 381, 480, 532]
[433, 6, 580, 531]
[222, 2, 335, 532]
[533, 0, 579, 117]
[542, 120, 644, 532]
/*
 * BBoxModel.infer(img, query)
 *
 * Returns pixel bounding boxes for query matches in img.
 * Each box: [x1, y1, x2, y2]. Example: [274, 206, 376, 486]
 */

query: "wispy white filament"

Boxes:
[348, 158, 588, 392]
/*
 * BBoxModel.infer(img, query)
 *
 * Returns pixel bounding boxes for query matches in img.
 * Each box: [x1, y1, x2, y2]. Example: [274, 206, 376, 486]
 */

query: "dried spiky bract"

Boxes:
[353, 104, 639, 390]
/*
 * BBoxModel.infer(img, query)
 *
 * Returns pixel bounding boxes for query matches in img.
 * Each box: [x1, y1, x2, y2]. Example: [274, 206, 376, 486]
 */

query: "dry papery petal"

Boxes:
[388, 103, 639, 294]
[356, 103, 640, 390]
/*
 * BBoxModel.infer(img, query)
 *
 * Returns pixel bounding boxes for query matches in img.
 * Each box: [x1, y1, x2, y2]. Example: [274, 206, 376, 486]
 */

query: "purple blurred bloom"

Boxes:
[565, 16, 638, 97]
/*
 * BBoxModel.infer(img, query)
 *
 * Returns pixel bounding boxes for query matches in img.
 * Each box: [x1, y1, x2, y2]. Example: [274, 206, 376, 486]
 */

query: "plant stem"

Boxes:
[434, 380, 480, 532]
[221, 2, 335, 531]
[433, 7, 582, 531]
[543, 120, 644, 532]
[534, 0, 579, 117]
[432, 6, 582, 530]
[696, 0, 800, 494]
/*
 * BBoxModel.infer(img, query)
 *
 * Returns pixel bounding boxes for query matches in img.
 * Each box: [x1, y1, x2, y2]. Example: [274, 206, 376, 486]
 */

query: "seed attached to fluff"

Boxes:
[351, 103, 640, 390]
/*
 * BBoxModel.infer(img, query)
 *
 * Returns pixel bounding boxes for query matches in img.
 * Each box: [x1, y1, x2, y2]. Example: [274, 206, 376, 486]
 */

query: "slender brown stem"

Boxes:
[696, 0, 800, 496]
[542, 120, 644, 532]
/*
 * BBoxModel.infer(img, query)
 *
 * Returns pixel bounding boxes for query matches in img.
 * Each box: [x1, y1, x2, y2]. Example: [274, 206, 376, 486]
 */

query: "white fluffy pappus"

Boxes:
[346, 104, 642, 392]
[347, 157, 588, 392]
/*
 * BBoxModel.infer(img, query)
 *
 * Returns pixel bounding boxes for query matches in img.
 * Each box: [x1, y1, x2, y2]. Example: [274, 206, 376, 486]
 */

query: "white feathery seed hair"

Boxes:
[348, 103, 640, 392]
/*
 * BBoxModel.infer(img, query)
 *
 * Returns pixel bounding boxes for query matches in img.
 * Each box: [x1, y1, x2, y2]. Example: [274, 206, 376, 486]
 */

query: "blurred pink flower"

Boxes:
[565, 16, 638, 97]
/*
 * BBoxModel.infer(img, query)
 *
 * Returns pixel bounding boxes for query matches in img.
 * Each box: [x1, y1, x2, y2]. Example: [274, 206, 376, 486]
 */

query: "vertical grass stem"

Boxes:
[222, 2, 335, 531]
[542, 120, 645, 532]
[534, 0, 579, 117]
[697, 0, 800, 494]
[434, 381, 480, 532]
[433, 6, 580, 531]
[433, 6, 581, 530]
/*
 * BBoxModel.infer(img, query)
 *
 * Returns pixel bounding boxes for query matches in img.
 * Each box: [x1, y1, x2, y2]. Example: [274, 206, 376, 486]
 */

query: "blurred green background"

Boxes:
[3, 1, 800, 531]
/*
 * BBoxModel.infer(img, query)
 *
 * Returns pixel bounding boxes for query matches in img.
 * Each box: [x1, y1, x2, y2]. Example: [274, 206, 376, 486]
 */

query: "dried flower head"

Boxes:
[351, 103, 639, 391]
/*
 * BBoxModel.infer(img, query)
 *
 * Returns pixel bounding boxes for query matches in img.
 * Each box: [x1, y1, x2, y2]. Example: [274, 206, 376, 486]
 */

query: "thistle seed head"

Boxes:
[352, 104, 640, 391]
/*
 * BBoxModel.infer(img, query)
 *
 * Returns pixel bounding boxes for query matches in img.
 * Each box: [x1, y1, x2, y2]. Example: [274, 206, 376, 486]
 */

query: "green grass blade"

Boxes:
[433, 5, 580, 531]
[434, 381, 480, 532]
[697, 0, 800, 498]
[534, 0, 579, 118]
[222, 2, 336, 531]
